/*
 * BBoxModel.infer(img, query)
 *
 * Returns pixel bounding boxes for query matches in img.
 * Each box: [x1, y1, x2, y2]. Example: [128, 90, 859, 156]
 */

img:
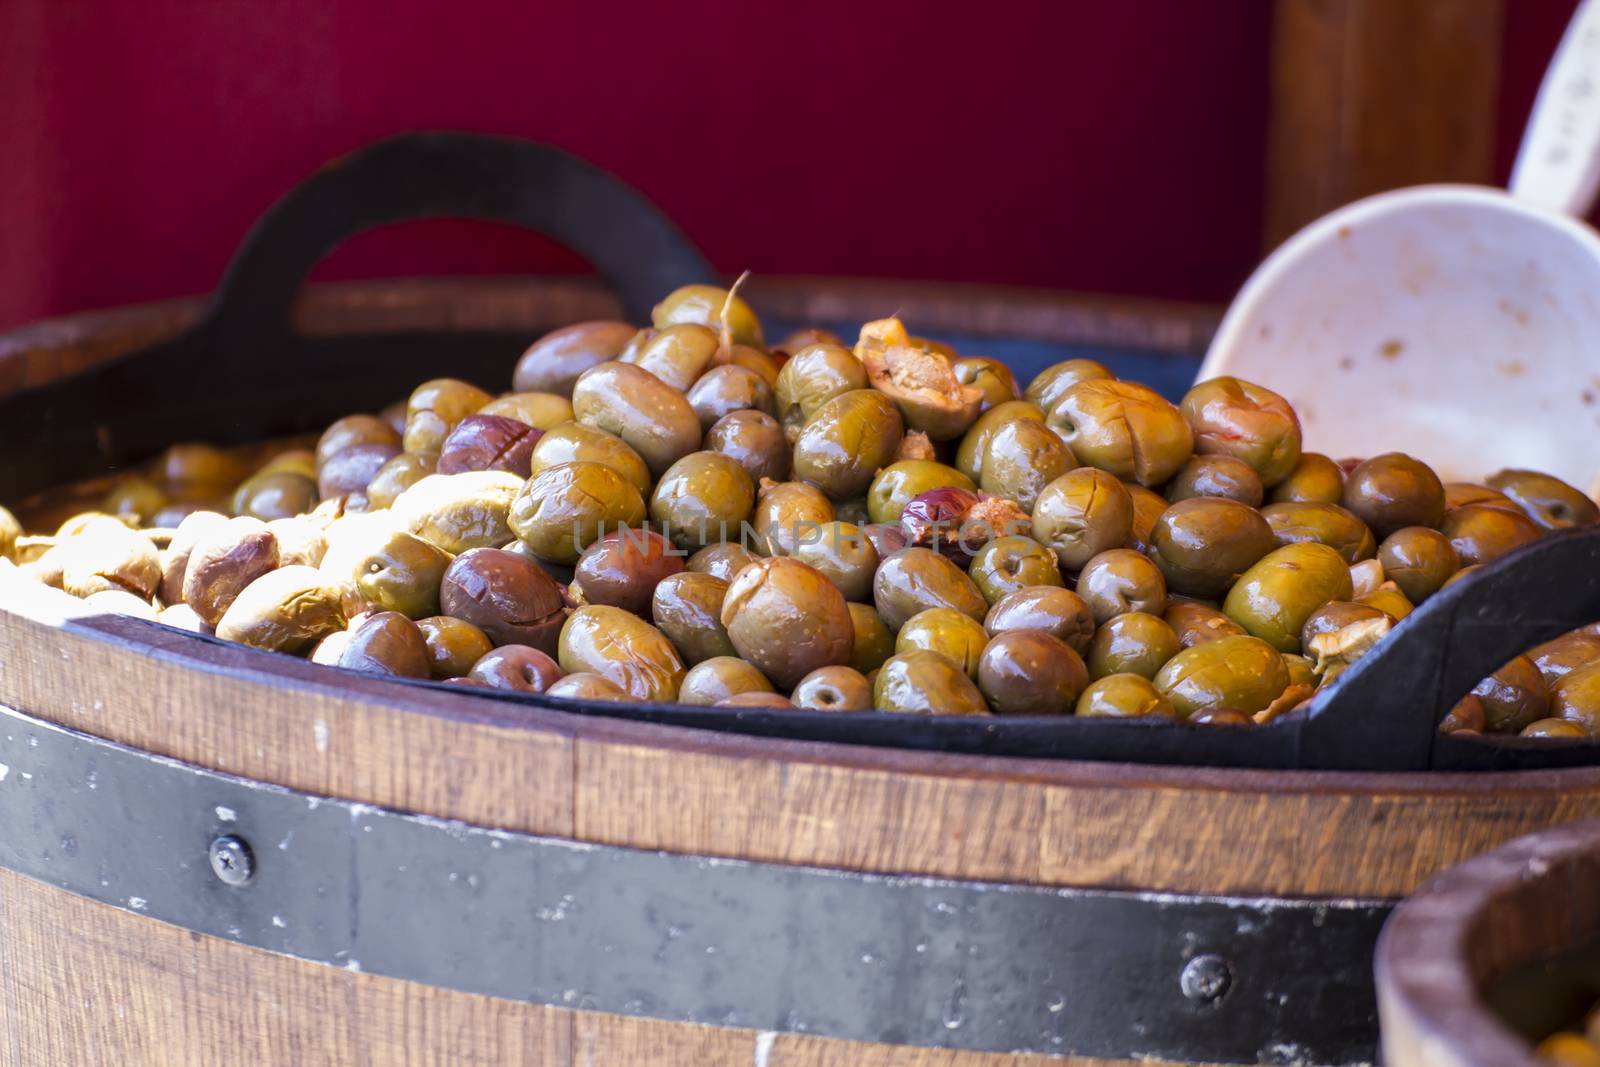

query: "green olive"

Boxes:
[787, 521, 879, 602]
[954, 400, 1047, 483]
[1268, 452, 1345, 505]
[1179, 377, 1302, 487]
[873, 547, 988, 631]
[1049, 380, 1193, 486]
[1076, 673, 1175, 718]
[467, 645, 564, 692]
[687, 542, 758, 584]
[232, 471, 320, 523]
[952, 357, 1021, 412]
[1086, 612, 1180, 680]
[365, 453, 438, 511]
[651, 572, 738, 664]
[721, 556, 855, 689]
[652, 284, 765, 348]
[791, 665, 874, 711]
[1164, 455, 1263, 507]
[479, 392, 575, 432]
[619, 322, 720, 391]
[1553, 659, 1600, 735]
[1485, 469, 1599, 530]
[512, 320, 636, 396]
[968, 535, 1064, 604]
[509, 462, 647, 564]
[977, 630, 1088, 715]
[215, 566, 347, 654]
[1147, 497, 1275, 598]
[416, 615, 495, 679]
[390, 471, 524, 555]
[1023, 359, 1114, 413]
[872, 651, 990, 715]
[1165, 599, 1247, 648]
[793, 389, 905, 500]
[1075, 548, 1167, 624]
[1260, 501, 1376, 565]
[558, 605, 685, 701]
[1300, 601, 1391, 653]
[650, 451, 756, 550]
[153, 443, 249, 503]
[1356, 581, 1415, 621]
[983, 586, 1096, 654]
[1031, 467, 1134, 570]
[1471, 654, 1550, 733]
[677, 656, 776, 706]
[572, 362, 702, 478]
[705, 410, 790, 485]
[1376, 527, 1459, 604]
[529, 422, 652, 495]
[895, 607, 989, 678]
[326, 523, 453, 620]
[1222, 542, 1354, 652]
[866, 460, 975, 525]
[1440, 503, 1542, 567]
[977, 419, 1077, 512]
[752, 480, 835, 556]
[775, 343, 868, 434]
[848, 602, 896, 674]
[1152, 635, 1290, 719]
[1341, 453, 1446, 538]
[402, 379, 492, 456]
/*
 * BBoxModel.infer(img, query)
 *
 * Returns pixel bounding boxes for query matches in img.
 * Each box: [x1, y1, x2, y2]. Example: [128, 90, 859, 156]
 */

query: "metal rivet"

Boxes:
[209, 834, 255, 887]
[1180, 954, 1233, 1005]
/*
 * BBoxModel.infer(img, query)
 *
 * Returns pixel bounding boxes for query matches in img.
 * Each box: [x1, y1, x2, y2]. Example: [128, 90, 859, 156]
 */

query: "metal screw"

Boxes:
[209, 834, 255, 887]
[1180, 954, 1233, 1005]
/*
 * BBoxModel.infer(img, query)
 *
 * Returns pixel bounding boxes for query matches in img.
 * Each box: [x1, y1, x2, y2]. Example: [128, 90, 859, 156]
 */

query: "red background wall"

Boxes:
[0, 1, 1580, 331]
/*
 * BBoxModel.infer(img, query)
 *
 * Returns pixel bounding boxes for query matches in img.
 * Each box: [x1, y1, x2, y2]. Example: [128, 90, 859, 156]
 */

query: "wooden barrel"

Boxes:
[1376, 820, 1600, 1067]
[4, 134, 1600, 1067]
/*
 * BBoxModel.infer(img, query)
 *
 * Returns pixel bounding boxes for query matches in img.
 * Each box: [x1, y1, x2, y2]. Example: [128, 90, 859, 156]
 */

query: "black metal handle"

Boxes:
[1301, 523, 1600, 769]
[200, 131, 716, 348]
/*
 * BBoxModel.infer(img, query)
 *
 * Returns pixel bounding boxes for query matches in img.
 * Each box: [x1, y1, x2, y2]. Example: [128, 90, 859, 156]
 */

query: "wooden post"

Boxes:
[1265, 0, 1507, 249]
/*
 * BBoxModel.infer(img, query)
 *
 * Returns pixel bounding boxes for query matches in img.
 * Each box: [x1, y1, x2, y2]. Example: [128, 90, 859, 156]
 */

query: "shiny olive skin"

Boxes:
[1282, 653, 1317, 689]
[1520, 718, 1587, 739]
[860, 343, 984, 441]
[229, 470, 319, 523]
[512, 321, 636, 396]
[978, 419, 1077, 512]
[848, 602, 896, 674]
[620, 322, 720, 391]
[793, 389, 905, 500]
[1357, 582, 1414, 620]
[677, 656, 776, 706]
[650, 451, 756, 550]
[1076, 548, 1168, 624]
[721, 556, 855, 689]
[652, 284, 765, 348]
[529, 422, 653, 495]
[1165, 455, 1263, 507]
[1152, 635, 1290, 719]
[338, 612, 432, 678]
[1268, 452, 1345, 505]
[509, 462, 647, 564]
[467, 645, 564, 693]
[1486, 469, 1599, 530]
[436, 414, 540, 477]
[873, 547, 988, 631]
[1031, 467, 1133, 570]
[651, 572, 738, 664]
[1300, 601, 1391, 651]
[1179, 377, 1302, 487]
[866, 461, 975, 526]
[182, 517, 280, 625]
[1191, 708, 1255, 726]
[1086, 611, 1180, 680]
[775, 343, 868, 434]
[1023, 359, 1114, 413]
[687, 542, 758, 583]
[792, 665, 874, 711]
[1075, 673, 1175, 718]
[1472, 654, 1550, 733]
[1440, 503, 1542, 567]
[1442, 563, 1483, 591]
[954, 400, 1047, 483]
[1049, 379, 1193, 486]
[1222, 542, 1354, 652]
[544, 672, 629, 702]
[705, 409, 790, 485]
[317, 414, 402, 469]
[390, 471, 524, 555]
[1165, 600, 1248, 648]
[895, 607, 990, 678]
[365, 453, 437, 511]
[978, 630, 1087, 715]
[1528, 631, 1600, 687]
[1148, 497, 1276, 598]
[968, 535, 1064, 604]
[335, 524, 452, 619]
[571, 362, 702, 478]
[103, 477, 170, 524]
[573, 528, 683, 616]
[983, 586, 1096, 654]
[752, 480, 834, 556]
[440, 547, 569, 653]
[416, 615, 495, 679]
[558, 605, 685, 701]
[788, 521, 879, 602]
[1444, 482, 1516, 512]
[318, 442, 400, 502]
[872, 651, 991, 715]
[1260, 501, 1375, 565]
[953, 357, 1021, 412]
[215, 566, 346, 654]
[403, 379, 493, 456]
[1376, 527, 1459, 604]
[1553, 659, 1600, 735]
[1341, 453, 1446, 538]
[1124, 484, 1168, 556]
[478, 392, 575, 432]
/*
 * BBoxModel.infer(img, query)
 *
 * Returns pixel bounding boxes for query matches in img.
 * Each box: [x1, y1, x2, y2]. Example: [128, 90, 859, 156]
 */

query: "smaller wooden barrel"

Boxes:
[1376, 819, 1600, 1067]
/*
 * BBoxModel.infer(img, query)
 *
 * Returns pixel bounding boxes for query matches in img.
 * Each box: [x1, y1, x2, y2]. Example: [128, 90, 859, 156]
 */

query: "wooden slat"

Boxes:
[1265, 0, 1506, 248]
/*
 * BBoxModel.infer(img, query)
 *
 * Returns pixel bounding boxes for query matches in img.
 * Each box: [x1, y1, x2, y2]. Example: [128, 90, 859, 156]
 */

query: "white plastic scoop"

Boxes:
[1200, 0, 1600, 497]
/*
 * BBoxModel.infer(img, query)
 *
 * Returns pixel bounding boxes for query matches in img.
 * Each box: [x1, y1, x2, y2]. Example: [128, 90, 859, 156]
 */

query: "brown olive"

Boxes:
[792, 389, 906, 499]
[676, 657, 777, 706]
[1179, 377, 1301, 487]
[1165, 599, 1248, 648]
[651, 571, 738, 664]
[436, 414, 541, 477]
[154, 443, 249, 502]
[214, 566, 346, 653]
[1472, 655, 1550, 733]
[752, 480, 835, 556]
[233, 470, 321, 522]
[1528, 630, 1600, 688]
[1164, 455, 1263, 507]
[873, 547, 988, 631]
[1086, 611, 1180, 680]
[792, 665, 874, 711]
[1075, 548, 1168, 624]
[159, 510, 232, 606]
[338, 612, 432, 678]
[776, 327, 844, 352]
[686, 365, 775, 429]
[317, 415, 402, 470]
[403, 378, 493, 456]
[1341, 453, 1446, 538]
[1076, 673, 1175, 719]
[787, 521, 879, 602]
[439, 547, 569, 654]
[1031, 467, 1134, 570]
[1300, 601, 1391, 652]
[721, 557, 855, 689]
[416, 615, 495, 679]
[619, 323, 718, 391]
[775, 343, 869, 435]
[983, 586, 1096, 654]
[1553, 660, 1600, 734]
[102, 477, 170, 525]
[1259, 501, 1376, 565]
[1124, 483, 1168, 555]
[1444, 482, 1516, 512]
[686, 542, 758, 583]
[572, 361, 702, 478]
[1148, 497, 1276, 598]
[573, 528, 684, 616]
[977, 630, 1087, 715]
[59, 521, 163, 600]
[1268, 453, 1345, 505]
[182, 517, 281, 625]
[1440, 503, 1542, 567]
[705, 410, 790, 484]
[1485, 469, 1600, 530]
[1376, 527, 1460, 604]
[391, 471, 525, 555]
[509, 462, 646, 564]
[513, 321, 636, 396]
[466, 645, 564, 692]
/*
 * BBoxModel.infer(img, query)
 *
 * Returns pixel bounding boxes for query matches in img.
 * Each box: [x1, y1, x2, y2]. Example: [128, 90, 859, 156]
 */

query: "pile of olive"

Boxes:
[2, 282, 1598, 731]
